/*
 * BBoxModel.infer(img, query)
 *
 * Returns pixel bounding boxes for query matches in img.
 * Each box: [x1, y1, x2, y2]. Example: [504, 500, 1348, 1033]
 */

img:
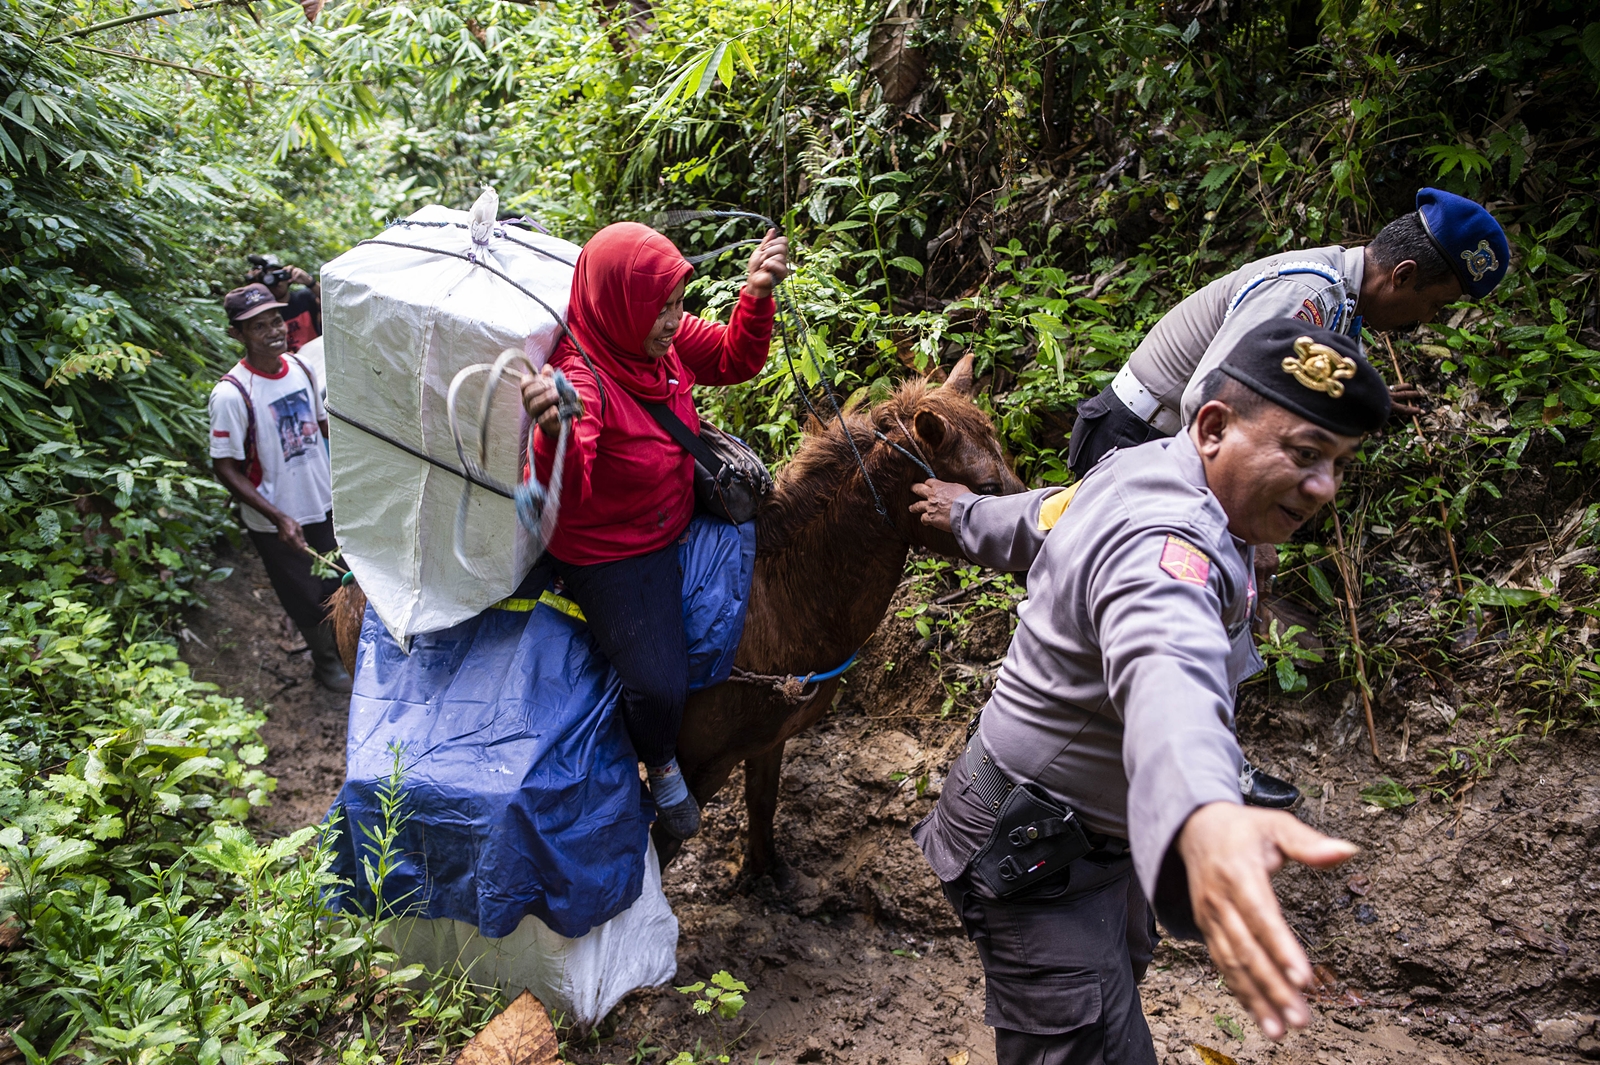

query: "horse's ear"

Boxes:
[914, 409, 948, 452]
[943, 352, 976, 396]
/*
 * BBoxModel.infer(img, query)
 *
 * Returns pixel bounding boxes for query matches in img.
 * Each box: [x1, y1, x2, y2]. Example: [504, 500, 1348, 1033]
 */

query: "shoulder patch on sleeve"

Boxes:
[1293, 296, 1324, 326]
[1159, 534, 1212, 586]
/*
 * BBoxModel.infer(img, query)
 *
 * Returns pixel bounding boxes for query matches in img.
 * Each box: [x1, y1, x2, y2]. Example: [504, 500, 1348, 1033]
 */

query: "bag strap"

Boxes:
[219, 373, 263, 487]
[641, 400, 726, 477]
[284, 351, 316, 396]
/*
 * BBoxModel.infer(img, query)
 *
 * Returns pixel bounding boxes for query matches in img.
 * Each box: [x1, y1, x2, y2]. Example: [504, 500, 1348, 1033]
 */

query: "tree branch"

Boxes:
[46, 0, 244, 43]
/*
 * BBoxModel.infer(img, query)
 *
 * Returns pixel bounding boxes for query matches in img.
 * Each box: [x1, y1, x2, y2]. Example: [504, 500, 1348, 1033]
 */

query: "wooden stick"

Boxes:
[1331, 508, 1381, 761]
[1382, 335, 1465, 595]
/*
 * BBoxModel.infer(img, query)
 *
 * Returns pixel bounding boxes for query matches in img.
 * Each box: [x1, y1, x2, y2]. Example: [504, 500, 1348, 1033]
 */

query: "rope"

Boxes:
[447, 350, 583, 577]
[647, 211, 897, 517]
[326, 404, 513, 499]
[355, 236, 606, 415]
[727, 650, 860, 704]
[351, 230, 604, 575]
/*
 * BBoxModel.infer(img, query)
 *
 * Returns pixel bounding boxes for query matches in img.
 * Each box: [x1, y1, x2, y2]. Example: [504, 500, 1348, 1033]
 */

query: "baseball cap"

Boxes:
[224, 283, 289, 323]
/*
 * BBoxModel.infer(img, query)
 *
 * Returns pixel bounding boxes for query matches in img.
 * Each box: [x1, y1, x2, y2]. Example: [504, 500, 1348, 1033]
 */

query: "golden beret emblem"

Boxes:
[1282, 336, 1357, 398]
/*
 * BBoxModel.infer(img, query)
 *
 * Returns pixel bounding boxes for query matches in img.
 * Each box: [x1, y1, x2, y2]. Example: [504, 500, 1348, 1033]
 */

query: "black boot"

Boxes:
[299, 621, 354, 694]
[1240, 760, 1301, 808]
[654, 791, 702, 840]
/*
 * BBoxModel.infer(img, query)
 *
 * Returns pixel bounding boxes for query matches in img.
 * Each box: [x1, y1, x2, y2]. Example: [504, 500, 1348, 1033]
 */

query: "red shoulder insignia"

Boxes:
[1159, 535, 1211, 586]
[1293, 297, 1324, 327]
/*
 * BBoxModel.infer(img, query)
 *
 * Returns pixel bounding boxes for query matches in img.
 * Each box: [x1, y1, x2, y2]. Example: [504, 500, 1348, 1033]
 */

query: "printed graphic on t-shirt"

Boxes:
[270, 389, 320, 461]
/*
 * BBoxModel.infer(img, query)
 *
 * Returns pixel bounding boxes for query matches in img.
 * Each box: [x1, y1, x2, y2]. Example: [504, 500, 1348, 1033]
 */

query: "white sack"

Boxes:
[320, 205, 581, 638]
[382, 841, 680, 1028]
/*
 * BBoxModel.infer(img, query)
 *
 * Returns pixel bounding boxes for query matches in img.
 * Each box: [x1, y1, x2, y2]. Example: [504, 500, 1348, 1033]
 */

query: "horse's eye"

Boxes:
[974, 483, 1002, 496]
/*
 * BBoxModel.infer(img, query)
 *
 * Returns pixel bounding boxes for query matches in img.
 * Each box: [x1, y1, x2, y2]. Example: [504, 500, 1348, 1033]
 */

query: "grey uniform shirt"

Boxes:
[930, 432, 1264, 905]
[1128, 245, 1365, 427]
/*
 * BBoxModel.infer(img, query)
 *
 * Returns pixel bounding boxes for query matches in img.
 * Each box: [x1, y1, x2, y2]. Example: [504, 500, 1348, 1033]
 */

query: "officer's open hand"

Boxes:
[910, 479, 969, 533]
[1178, 802, 1359, 1041]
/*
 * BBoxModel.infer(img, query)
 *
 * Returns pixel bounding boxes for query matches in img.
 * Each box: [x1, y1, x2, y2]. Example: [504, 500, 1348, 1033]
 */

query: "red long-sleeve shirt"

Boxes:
[534, 289, 775, 565]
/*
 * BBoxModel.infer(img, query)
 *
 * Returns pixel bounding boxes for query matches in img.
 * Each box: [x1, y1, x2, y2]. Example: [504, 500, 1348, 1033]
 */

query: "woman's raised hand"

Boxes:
[745, 229, 790, 300]
[520, 365, 565, 440]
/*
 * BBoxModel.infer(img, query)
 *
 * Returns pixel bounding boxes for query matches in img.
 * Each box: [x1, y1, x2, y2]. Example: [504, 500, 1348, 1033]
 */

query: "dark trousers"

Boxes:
[943, 862, 1159, 1065]
[1066, 386, 1165, 479]
[248, 514, 342, 632]
[553, 543, 687, 768]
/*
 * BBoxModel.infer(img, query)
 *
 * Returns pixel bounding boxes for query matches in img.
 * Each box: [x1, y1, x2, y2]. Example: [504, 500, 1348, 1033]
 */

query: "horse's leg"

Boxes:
[741, 741, 788, 888]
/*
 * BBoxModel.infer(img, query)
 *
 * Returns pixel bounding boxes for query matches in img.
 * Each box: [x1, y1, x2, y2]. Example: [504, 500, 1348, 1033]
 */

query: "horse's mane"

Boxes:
[755, 378, 989, 556]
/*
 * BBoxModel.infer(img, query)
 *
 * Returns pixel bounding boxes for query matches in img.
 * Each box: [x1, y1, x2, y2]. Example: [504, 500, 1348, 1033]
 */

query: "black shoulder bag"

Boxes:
[642, 401, 772, 525]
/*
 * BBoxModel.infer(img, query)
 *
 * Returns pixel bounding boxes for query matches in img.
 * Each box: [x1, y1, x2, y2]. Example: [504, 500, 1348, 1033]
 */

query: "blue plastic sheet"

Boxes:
[327, 516, 755, 939]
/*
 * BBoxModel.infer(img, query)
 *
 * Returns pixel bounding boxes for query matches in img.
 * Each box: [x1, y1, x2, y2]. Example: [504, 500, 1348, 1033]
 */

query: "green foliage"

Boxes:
[6, 0, 1600, 1053]
[1358, 776, 1417, 810]
[668, 971, 752, 1063]
[1257, 620, 1324, 694]
[676, 970, 750, 1022]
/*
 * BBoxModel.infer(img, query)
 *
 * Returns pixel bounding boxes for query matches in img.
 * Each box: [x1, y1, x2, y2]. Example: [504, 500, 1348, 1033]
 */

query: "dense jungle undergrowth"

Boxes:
[1, 0, 1598, 1059]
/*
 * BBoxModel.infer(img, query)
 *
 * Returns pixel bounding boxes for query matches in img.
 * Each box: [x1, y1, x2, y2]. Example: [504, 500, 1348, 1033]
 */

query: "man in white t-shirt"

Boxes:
[208, 283, 351, 693]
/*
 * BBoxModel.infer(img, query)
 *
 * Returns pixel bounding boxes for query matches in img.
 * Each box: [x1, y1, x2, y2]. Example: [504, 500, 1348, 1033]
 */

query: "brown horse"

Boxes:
[666, 353, 1023, 878]
[331, 353, 1024, 881]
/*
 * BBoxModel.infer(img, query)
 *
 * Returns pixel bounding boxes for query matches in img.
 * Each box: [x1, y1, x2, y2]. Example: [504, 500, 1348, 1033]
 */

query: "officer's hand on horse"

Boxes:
[910, 479, 969, 532]
[520, 365, 565, 440]
[1388, 382, 1425, 419]
[745, 230, 790, 300]
[1179, 802, 1359, 1041]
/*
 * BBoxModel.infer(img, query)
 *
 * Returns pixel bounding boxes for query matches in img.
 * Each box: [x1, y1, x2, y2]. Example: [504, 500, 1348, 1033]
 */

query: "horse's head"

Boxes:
[869, 352, 1025, 556]
[757, 353, 1024, 558]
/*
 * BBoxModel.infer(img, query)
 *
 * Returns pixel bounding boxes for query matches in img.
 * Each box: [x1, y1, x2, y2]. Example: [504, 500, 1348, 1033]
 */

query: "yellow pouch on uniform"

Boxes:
[1037, 482, 1081, 532]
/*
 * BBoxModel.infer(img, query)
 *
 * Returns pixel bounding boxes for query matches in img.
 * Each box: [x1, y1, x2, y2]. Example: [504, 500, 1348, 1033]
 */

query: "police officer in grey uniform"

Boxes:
[1068, 187, 1509, 476]
[909, 319, 1392, 1065]
[1067, 187, 1509, 808]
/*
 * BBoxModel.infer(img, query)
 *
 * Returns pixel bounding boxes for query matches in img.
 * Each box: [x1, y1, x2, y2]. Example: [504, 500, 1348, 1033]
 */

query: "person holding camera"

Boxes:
[247, 254, 322, 353]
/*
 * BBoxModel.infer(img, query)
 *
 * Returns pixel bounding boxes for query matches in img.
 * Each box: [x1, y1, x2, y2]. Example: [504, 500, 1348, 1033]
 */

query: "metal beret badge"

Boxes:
[1281, 336, 1357, 398]
[1460, 239, 1499, 283]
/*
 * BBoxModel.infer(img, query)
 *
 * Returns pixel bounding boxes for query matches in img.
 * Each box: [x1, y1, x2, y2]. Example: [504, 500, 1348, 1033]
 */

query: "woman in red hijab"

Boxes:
[521, 221, 788, 840]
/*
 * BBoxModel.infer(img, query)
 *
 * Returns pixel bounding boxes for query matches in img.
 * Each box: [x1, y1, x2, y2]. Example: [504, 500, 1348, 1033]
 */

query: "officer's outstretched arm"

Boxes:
[1178, 803, 1359, 1040]
[913, 481, 1067, 572]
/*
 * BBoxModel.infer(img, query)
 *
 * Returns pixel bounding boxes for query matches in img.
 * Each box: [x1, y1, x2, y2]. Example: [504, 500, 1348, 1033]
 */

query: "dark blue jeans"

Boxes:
[553, 543, 687, 768]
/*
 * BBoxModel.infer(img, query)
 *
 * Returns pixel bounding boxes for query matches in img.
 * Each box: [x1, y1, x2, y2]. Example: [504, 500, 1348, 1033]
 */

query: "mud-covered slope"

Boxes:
[186, 550, 1599, 1064]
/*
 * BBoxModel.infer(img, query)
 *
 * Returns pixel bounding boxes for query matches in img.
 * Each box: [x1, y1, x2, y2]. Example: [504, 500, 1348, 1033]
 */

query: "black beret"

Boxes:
[1219, 319, 1390, 436]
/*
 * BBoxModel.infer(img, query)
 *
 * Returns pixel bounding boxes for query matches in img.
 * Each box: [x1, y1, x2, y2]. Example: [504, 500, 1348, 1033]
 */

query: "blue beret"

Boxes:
[1415, 187, 1509, 299]
[1220, 320, 1391, 437]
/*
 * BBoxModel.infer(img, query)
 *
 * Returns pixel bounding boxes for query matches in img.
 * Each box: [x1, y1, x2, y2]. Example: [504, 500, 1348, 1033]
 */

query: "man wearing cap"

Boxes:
[1064, 187, 1508, 806]
[208, 283, 352, 693]
[908, 319, 1390, 1065]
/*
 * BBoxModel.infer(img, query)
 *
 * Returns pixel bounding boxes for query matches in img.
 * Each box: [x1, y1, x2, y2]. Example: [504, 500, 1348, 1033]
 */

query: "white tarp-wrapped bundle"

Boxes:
[382, 842, 679, 1029]
[321, 202, 582, 638]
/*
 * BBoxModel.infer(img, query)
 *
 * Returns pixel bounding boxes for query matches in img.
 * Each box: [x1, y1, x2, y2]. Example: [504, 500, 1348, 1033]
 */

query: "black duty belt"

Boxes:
[958, 735, 1130, 858]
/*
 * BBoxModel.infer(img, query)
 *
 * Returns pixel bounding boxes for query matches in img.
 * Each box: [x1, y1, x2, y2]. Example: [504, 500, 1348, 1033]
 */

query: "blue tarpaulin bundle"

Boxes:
[327, 516, 755, 939]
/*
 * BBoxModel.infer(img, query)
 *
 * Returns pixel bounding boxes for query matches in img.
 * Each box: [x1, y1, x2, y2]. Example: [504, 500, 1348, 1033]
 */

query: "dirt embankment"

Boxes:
[186, 547, 1599, 1065]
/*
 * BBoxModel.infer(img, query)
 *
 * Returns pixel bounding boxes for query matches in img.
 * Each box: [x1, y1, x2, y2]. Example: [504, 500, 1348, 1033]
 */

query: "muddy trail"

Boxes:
[183, 544, 1600, 1065]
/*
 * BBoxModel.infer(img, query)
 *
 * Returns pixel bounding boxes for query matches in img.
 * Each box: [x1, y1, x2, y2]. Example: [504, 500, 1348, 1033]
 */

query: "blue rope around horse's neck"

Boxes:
[796, 650, 859, 684]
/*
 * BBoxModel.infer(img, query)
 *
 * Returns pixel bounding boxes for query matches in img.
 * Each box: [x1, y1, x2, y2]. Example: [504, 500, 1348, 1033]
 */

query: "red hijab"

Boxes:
[564, 222, 694, 404]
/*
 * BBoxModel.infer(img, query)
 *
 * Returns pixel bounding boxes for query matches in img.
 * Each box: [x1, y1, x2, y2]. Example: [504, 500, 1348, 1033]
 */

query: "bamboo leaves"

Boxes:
[637, 35, 758, 129]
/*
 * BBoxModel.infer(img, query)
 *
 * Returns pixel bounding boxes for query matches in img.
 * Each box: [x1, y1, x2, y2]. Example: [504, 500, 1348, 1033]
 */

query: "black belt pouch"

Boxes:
[970, 783, 1093, 899]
